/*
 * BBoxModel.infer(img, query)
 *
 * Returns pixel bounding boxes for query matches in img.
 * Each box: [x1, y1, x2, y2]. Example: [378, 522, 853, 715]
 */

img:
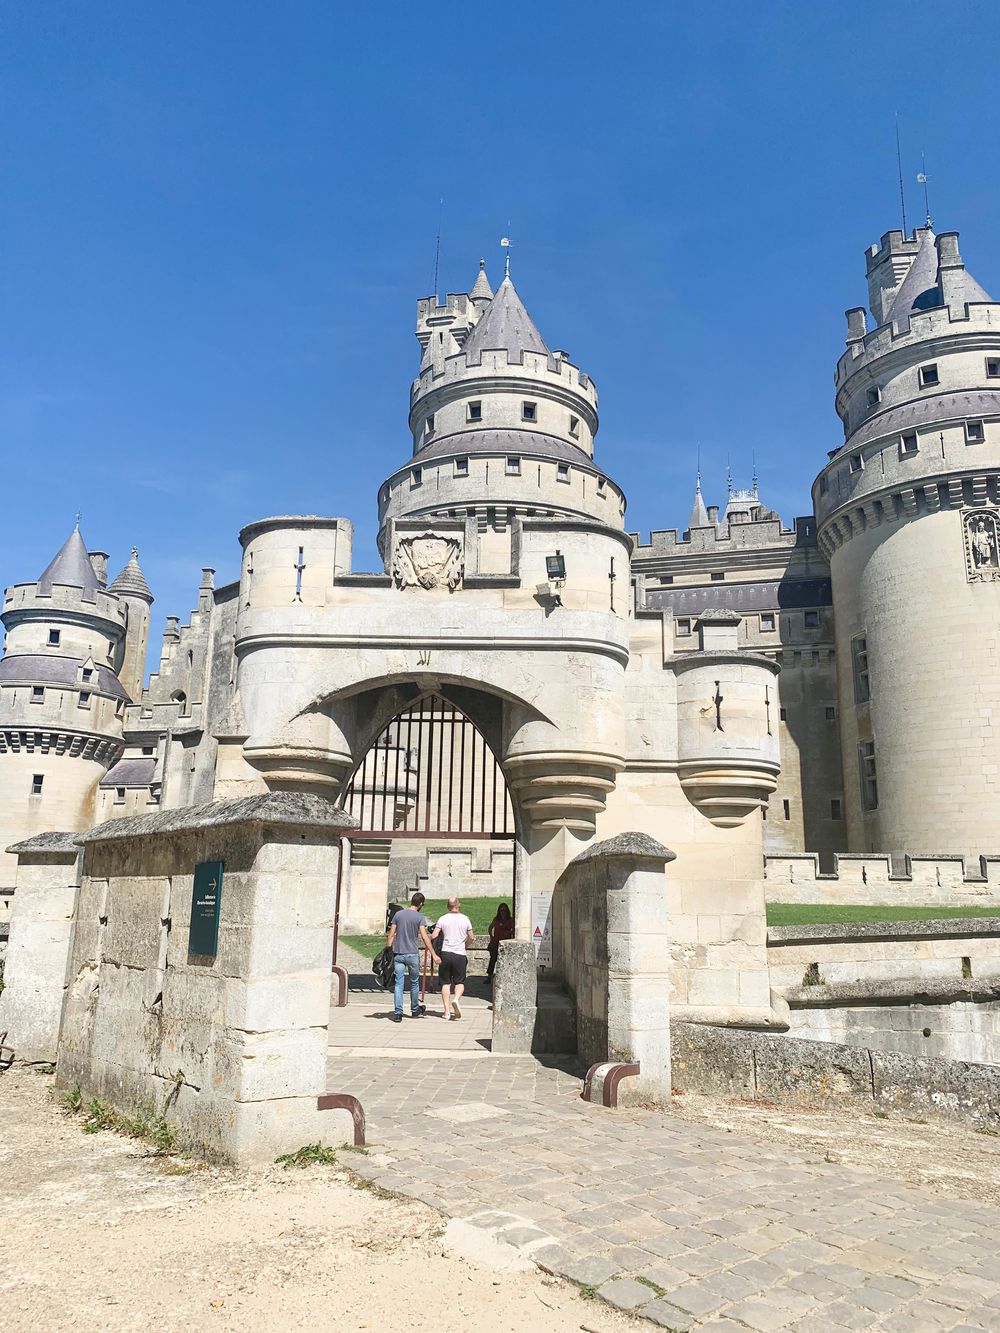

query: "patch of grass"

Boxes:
[35, 1063, 56, 1075]
[578, 1284, 599, 1301]
[275, 1143, 338, 1168]
[873, 1109, 890, 1120]
[635, 1275, 667, 1297]
[338, 934, 385, 961]
[67, 1092, 178, 1154]
[61, 1085, 83, 1114]
[341, 897, 512, 963]
[767, 903, 1000, 927]
[976, 1125, 1000, 1137]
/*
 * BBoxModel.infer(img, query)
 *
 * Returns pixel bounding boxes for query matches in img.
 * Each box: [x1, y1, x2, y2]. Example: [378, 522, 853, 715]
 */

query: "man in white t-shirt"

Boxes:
[431, 897, 474, 1020]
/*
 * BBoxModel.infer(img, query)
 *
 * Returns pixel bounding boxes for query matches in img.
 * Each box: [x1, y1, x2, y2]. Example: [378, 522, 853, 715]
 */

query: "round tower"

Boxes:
[0, 527, 127, 885]
[109, 547, 154, 700]
[377, 262, 626, 555]
[815, 226, 1000, 856]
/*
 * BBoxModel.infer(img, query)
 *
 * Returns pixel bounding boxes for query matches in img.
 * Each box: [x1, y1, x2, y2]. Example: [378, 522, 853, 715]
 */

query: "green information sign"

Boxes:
[189, 860, 224, 958]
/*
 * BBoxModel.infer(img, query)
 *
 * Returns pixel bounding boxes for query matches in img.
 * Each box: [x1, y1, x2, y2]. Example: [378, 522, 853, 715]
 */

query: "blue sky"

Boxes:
[3, 2, 999, 651]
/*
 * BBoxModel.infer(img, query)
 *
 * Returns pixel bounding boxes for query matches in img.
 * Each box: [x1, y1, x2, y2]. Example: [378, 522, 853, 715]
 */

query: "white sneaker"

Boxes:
[452, 998, 462, 1020]
[443, 1011, 452, 1021]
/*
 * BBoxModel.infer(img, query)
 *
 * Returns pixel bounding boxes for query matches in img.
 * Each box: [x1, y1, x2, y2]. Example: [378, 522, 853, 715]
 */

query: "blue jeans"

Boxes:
[393, 952, 421, 1016]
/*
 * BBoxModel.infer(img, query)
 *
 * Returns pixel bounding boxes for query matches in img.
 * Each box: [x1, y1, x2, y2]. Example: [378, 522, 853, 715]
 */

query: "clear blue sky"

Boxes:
[3, 2, 999, 651]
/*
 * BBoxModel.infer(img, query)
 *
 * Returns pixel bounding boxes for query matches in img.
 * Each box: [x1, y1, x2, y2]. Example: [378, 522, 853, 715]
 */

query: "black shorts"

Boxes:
[438, 952, 468, 986]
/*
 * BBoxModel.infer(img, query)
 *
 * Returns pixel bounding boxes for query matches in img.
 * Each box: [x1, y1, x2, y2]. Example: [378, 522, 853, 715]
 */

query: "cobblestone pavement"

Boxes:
[326, 1052, 1000, 1331]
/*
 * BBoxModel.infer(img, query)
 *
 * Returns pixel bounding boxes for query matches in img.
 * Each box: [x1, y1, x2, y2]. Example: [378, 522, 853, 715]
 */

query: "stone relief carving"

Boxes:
[392, 531, 464, 591]
[964, 509, 1000, 582]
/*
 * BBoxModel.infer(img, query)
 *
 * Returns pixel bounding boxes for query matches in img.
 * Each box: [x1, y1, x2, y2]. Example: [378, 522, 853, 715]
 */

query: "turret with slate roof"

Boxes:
[109, 547, 154, 701]
[378, 255, 626, 548]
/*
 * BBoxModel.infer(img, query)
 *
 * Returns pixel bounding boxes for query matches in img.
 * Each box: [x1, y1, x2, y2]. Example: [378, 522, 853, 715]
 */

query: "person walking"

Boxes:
[431, 896, 474, 1020]
[486, 901, 514, 983]
[386, 892, 439, 1023]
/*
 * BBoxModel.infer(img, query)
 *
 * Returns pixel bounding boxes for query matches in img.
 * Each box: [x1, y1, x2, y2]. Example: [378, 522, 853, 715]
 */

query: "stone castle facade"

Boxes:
[2, 222, 998, 1022]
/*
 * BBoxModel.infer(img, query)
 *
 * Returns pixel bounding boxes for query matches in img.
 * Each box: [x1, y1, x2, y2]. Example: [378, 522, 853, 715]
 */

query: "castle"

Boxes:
[3, 222, 998, 1026]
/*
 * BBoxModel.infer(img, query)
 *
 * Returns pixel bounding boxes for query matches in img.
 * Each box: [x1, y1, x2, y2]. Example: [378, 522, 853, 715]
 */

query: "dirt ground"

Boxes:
[671, 1089, 1000, 1207]
[0, 1066, 632, 1333]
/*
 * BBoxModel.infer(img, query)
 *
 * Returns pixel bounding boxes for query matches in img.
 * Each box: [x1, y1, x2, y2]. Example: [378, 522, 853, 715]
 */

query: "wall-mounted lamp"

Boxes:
[545, 551, 566, 607]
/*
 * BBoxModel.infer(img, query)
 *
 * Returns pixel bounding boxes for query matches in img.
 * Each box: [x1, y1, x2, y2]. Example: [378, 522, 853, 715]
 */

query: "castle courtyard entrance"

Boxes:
[328, 691, 517, 1054]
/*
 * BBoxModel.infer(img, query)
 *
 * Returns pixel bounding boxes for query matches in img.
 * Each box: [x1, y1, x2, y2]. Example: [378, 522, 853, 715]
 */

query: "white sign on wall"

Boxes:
[530, 893, 552, 968]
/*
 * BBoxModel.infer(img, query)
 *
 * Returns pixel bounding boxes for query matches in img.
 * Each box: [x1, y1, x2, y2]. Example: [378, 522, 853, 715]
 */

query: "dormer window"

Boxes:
[556, 463, 570, 483]
[505, 457, 521, 476]
[919, 363, 939, 388]
[569, 415, 580, 437]
[81, 667, 93, 683]
[866, 386, 881, 407]
[900, 431, 918, 456]
[521, 401, 537, 422]
[676, 618, 692, 637]
[966, 420, 986, 444]
[47, 630, 60, 647]
[410, 467, 423, 488]
[849, 453, 864, 474]
[454, 457, 469, 477]
[31, 686, 44, 703]
[467, 401, 482, 422]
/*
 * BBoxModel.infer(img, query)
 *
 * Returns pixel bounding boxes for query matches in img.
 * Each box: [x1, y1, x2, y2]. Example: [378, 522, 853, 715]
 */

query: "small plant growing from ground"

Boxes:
[61, 1085, 82, 1114]
[976, 1125, 1000, 1137]
[873, 1109, 890, 1120]
[578, 1284, 599, 1301]
[636, 1275, 667, 1297]
[275, 1143, 338, 1169]
[63, 1089, 178, 1155]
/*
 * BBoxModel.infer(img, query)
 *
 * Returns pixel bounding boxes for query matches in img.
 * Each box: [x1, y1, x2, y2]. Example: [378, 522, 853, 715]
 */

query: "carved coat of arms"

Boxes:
[392, 531, 464, 591]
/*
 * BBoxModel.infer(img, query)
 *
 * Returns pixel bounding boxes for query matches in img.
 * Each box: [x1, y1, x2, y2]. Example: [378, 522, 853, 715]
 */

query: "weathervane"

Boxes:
[916, 155, 933, 229]
[500, 224, 512, 279]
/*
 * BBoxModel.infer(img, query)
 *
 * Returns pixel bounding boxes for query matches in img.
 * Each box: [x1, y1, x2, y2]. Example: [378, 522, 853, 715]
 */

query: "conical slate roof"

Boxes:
[470, 259, 493, 301]
[885, 228, 939, 330]
[462, 276, 549, 361]
[37, 527, 100, 594]
[109, 547, 153, 602]
[687, 476, 710, 532]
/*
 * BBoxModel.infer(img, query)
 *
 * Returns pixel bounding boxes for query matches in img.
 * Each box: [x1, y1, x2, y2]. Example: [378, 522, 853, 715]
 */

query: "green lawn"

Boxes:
[766, 902, 1000, 926]
[340, 896, 510, 961]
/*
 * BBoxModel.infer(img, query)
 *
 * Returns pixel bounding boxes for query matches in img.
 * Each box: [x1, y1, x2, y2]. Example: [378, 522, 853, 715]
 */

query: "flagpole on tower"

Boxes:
[500, 223, 512, 280]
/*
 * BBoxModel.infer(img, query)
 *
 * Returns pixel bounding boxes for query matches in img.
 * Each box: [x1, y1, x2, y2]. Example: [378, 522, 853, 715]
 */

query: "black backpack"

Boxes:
[372, 947, 394, 990]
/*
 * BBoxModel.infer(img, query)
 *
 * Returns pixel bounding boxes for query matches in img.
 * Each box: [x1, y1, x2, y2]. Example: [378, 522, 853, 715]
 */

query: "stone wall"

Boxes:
[56, 794, 357, 1164]
[765, 852, 1000, 905]
[550, 832, 675, 1102]
[671, 1022, 1000, 1130]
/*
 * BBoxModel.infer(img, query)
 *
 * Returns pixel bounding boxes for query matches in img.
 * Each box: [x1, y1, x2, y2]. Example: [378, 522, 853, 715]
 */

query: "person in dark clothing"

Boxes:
[486, 902, 514, 982]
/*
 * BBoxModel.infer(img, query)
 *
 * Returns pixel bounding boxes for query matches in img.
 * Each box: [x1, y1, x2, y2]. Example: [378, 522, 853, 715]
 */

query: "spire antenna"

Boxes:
[74, 511, 82, 531]
[895, 114, 909, 237]
[432, 197, 444, 299]
[500, 223, 512, 280]
[916, 155, 933, 229]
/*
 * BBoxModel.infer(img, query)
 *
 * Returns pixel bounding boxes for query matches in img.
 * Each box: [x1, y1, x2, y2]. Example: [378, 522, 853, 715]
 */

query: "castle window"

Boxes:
[760, 613, 775, 632]
[987, 358, 1000, 378]
[78, 691, 91, 709]
[660, 575, 674, 585]
[782, 799, 791, 821]
[804, 610, 820, 629]
[31, 686, 44, 703]
[47, 629, 60, 647]
[142, 746, 154, 755]
[831, 798, 843, 820]
[966, 420, 986, 444]
[676, 618, 692, 637]
[866, 386, 881, 407]
[521, 401, 537, 422]
[424, 414, 435, 438]
[505, 457, 521, 476]
[467, 401, 482, 422]
[596, 477, 606, 496]
[780, 706, 787, 721]
[31, 774, 43, 795]
[858, 739, 879, 811]
[919, 363, 939, 388]
[710, 571, 725, 582]
[569, 415, 580, 437]
[114, 787, 126, 805]
[81, 668, 93, 682]
[410, 467, 423, 488]
[819, 475, 828, 495]
[556, 463, 570, 483]
[900, 431, 918, 456]
[852, 634, 870, 704]
[454, 457, 469, 477]
[825, 705, 837, 721]
[849, 453, 864, 473]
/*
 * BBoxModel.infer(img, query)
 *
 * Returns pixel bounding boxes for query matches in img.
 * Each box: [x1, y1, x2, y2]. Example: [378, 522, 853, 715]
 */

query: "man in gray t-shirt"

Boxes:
[387, 892, 438, 1022]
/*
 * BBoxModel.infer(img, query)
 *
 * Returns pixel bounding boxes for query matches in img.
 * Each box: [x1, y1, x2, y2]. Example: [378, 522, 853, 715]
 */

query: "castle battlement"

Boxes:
[836, 297, 1000, 385]
[2, 581, 127, 625]
[766, 852, 1000, 908]
[631, 516, 810, 558]
[410, 344, 596, 406]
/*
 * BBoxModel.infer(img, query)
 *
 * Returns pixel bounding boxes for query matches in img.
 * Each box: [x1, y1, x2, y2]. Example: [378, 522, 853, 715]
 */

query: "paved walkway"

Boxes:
[325, 1051, 1000, 1331]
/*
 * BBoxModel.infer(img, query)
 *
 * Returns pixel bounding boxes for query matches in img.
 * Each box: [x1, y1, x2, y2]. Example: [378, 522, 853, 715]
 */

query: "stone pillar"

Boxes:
[0, 833, 81, 1062]
[552, 832, 676, 1104]
[492, 939, 538, 1054]
[56, 793, 358, 1165]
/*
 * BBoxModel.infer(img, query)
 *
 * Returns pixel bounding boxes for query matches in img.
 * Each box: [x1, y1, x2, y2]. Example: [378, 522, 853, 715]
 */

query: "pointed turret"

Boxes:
[109, 548, 153, 603]
[109, 547, 153, 701]
[470, 258, 493, 304]
[461, 276, 549, 362]
[37, 526, 100, 595]
[687, 474, 710, 533]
